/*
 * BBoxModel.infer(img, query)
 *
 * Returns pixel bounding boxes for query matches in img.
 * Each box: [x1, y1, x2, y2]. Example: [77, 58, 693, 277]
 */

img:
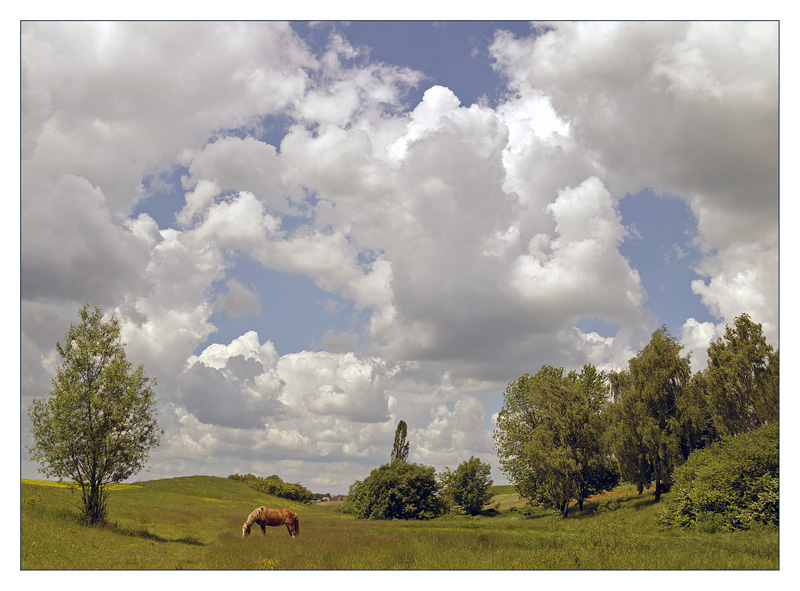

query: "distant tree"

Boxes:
[494, 364, 618, 518]
[611, 326, 692, 501]
[704, 314, 779, 437]
[27, 305, 161, 524]
[228, 473, 313, 503]
[391, 419, 410, 463]
[440, 456, 494, 515]
[345, 461, 445, 520]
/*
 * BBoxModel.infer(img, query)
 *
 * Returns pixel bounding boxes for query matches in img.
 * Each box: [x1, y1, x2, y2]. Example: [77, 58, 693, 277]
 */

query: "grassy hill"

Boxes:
[21, 476, 778, 569]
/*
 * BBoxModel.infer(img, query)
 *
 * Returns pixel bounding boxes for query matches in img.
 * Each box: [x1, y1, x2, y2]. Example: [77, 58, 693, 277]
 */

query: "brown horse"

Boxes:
[241, 506, 299, 538]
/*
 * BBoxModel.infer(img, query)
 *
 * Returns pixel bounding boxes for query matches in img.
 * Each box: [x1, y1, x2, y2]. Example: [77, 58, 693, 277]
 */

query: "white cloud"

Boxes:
[510, 177, 645, 328]
[21, 21, 315, 216]
[413, 397, 495, 467]
[490, 22, 778, 338]
[176, 179, 220, 228]
[680, 318, 724, 373]
[215, 279, 261, 317]
[21, 174, 150, 306]
[180, 138, 293, 215]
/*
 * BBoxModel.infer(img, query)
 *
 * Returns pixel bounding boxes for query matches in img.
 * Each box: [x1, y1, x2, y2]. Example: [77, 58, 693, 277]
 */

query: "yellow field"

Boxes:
[21, 478, 142, 491]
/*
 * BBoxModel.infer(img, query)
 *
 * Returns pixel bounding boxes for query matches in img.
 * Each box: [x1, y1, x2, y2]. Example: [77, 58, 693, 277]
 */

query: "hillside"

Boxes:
[21, 476, 779, 570]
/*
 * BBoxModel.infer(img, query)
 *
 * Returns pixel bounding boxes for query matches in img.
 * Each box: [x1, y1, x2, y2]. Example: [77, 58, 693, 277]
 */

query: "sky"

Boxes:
[19, 20, 780, 495]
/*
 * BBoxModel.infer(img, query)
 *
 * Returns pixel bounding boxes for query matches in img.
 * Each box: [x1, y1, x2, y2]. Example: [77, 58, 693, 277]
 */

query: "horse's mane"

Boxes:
[243, 506, 264, 528]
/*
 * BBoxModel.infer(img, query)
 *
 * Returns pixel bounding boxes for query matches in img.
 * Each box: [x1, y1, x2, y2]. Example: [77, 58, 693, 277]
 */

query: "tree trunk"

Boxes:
[84, 482, 107, 524]
[562, 500, 569, 519]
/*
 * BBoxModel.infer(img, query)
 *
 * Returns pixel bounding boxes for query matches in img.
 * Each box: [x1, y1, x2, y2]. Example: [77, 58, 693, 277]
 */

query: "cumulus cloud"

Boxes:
[21, 22, 778, 493]
[21, 174, 150, 306]
[215, 279, 261, 317]
[413, 397, 496, 467]
[490, 22, 778, 336]
[21, 21, 315, 216]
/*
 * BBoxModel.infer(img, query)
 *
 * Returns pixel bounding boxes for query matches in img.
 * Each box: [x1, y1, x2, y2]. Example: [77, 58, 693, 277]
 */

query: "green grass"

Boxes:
[20, 476, 779, 570]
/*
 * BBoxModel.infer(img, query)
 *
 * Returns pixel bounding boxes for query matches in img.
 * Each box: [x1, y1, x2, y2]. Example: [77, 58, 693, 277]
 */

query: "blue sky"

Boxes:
[21, 21, 778, 493]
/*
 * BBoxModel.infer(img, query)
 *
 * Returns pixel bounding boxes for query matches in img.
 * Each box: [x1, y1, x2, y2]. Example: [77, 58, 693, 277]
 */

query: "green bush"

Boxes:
[439, 456, 494, 515]
[657, 423, 778, 531]
[344, 461, 446, 520]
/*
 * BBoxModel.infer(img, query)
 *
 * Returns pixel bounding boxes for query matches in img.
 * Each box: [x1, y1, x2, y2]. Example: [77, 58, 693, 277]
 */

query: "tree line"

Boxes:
[25, 304, 777, 529]
[494, 313, 778, 523]
[227, 473, 314, 503]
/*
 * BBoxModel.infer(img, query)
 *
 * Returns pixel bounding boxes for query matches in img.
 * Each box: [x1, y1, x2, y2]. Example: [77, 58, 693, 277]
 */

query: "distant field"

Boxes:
[20, 476, 779, 570]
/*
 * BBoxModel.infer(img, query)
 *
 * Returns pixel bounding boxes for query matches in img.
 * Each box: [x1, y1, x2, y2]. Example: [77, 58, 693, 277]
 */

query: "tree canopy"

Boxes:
[440, 456, 494, 515]
[611, 326, 693, 501]
[345, 461, 446, 520]
[27, 304, 161, 524]
[494, 364, 618, 517]
[704, 313, 779, 437]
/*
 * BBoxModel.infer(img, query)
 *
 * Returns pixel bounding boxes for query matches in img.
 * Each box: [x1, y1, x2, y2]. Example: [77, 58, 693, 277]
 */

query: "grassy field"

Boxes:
[20, 475, 779, 570]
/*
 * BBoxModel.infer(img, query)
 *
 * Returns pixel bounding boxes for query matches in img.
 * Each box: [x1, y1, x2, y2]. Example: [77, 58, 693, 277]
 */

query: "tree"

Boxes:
[440, 456, 494, 515]
[611, 326, 692, 501]
[571, 365, 620, 509]
[27, 304, 161, 524]
[704, 313, 779, 437]
[345, 461, 446, 520]
[494, 364, 618, 518]
[391, 419, 410, 463]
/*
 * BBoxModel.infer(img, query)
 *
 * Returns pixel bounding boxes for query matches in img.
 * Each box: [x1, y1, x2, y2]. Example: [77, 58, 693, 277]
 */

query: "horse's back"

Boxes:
[278, 509, 297, 523]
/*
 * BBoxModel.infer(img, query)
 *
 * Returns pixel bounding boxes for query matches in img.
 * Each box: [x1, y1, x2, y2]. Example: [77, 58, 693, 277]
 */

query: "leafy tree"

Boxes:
[27, 305, 161, 524]
[494, 364, 618, 518]
[345, 461, 446, 519]
[440, 456, 494, 515]
[704, 313, 779, 437]
[611, 326, 692, 501]
[571, 365, 620, 509]
[657, 423, 778, 531]
[391, 419, 410, 463]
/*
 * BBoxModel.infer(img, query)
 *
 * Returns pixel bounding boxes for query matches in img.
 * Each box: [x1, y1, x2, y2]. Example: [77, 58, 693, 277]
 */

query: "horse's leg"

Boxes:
[260, 522, 266, 535]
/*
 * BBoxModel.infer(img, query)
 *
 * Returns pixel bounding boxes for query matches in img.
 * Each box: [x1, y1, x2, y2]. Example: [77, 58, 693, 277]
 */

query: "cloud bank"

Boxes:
[21, 22, 778, 492]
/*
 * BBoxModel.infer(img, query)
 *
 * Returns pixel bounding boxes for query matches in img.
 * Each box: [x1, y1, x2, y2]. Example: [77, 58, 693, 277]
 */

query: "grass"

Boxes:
[20, 476, 779, 570]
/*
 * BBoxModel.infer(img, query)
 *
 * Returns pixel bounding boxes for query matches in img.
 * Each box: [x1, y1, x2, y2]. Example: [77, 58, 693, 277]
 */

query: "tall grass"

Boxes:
[21, 477, 778, 570]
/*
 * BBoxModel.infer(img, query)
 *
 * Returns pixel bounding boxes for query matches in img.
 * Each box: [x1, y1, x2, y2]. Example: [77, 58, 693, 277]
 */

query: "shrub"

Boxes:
[439, 456, 494, 515]
[657, 423, 778, 531]
[344, 461, 446, 520]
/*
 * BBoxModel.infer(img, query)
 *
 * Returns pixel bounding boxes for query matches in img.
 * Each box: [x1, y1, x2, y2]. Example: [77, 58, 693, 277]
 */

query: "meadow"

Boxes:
[20, 476, 778, 570]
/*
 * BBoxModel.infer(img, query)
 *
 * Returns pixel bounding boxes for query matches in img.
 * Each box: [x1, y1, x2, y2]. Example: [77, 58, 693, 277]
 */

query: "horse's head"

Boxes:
[242, 523, 251, 537]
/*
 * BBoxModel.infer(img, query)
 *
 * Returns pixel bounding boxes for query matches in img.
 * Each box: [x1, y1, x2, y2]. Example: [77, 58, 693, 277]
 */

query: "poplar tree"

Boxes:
[611, 326, 692, 501]
[27, 304, 161, 524]
[391, 419, 410, 463]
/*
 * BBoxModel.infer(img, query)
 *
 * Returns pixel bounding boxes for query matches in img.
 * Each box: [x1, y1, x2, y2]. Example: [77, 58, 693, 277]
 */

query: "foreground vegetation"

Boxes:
[21, 475, 778, 570]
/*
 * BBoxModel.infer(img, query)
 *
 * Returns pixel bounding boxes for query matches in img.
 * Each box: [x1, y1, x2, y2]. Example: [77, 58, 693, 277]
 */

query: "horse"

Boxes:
[241, 506, 299, 538]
